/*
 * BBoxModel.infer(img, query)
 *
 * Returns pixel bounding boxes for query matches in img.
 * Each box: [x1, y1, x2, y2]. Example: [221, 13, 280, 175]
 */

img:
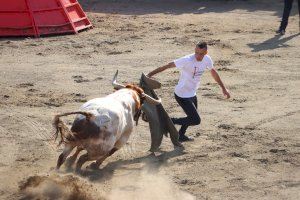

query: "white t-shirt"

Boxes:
[174, 54, 214, 98]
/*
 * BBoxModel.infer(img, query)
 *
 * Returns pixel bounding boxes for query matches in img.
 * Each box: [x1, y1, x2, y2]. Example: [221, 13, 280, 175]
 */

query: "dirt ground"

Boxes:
[0, 0, 299, 199]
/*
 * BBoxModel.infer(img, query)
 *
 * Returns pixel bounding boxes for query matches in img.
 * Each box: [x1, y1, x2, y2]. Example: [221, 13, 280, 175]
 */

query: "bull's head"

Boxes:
[112, 70, 161, 105]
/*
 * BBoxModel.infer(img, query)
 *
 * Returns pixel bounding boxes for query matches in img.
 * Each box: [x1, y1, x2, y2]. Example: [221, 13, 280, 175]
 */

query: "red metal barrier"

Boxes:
[0, 0, 92, 37]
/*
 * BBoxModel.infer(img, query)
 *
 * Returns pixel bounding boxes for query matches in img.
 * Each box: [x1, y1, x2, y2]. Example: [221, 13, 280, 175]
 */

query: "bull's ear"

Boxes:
[141, 73, 161, 89]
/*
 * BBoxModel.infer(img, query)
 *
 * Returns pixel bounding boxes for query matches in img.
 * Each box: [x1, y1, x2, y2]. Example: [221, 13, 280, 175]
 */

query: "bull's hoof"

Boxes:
[51, 166, 59, 172]
[75, 168, 82, 174]
[87, 162, 99, 170]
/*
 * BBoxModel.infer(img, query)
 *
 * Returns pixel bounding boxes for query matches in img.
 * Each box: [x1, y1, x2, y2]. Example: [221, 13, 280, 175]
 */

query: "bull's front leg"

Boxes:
[56, 144, 75, 170]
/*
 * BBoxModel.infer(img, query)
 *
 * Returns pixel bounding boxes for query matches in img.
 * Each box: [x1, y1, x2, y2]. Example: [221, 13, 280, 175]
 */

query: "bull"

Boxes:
[53, 71, 161, 172]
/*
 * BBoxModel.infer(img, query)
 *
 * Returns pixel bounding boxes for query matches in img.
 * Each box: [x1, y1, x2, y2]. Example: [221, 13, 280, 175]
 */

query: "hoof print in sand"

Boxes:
[218, 124, 235, 130]
[106, 51, 123, 55]
[71, 93, 87, 103]
[72, 75, 90, 83]
[17, 83, 34, 88]
[230, 152, 249, 158]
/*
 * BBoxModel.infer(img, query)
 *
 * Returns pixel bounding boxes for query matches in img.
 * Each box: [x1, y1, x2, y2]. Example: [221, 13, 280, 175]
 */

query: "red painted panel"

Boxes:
[0, 0, 92, 37]
[0, 2, 28, 11]
[0, 13, 32, 27]
[60, 0, 75, 6]
[67, 6, 83, 20]
[29, 0, 60, 11]
[34, 11, 68, 26]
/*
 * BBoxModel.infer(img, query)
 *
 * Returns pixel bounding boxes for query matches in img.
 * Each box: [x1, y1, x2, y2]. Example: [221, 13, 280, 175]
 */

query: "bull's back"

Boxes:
[80, 97, 132, 139]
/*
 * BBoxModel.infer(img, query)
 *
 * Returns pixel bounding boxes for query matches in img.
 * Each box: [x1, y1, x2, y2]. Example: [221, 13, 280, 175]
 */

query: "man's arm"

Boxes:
[147, 62, 176, 77]
[210, 68, 230, 99]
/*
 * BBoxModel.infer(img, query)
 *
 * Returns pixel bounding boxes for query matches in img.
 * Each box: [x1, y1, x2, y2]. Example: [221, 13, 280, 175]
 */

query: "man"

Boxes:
[277, 0, 300, 35]
[147, 42, 230, 142]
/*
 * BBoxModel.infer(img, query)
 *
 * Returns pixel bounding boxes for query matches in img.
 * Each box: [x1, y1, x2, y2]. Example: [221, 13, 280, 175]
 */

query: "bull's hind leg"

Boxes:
[75, 153, 92, 173]
[88, 133, 130, 169]
[88, 147, 119, 170]
[56, 144, 75, 170]
[65, 146, 84, 169]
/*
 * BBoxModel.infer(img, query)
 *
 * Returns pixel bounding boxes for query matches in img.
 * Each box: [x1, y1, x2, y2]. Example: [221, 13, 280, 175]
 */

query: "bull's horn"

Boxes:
[112, 70, 125, 89]
[142, 93, 161, 105]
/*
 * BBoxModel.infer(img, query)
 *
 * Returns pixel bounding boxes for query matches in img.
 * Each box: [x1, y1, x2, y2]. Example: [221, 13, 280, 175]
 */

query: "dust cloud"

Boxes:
[19, 171, 195, 200]
[107, 172, 196, 200]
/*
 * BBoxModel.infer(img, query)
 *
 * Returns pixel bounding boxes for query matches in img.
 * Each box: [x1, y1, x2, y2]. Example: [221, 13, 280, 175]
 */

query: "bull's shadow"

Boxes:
[80, 147, 185, 182]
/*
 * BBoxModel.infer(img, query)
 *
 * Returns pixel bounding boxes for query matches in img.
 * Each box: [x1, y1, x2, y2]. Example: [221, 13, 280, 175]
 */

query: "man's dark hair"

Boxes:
[197, 42, 207, 49]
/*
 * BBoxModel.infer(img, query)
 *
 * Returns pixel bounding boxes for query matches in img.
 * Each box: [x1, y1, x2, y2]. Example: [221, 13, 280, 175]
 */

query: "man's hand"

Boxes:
[222, 88, 230, 99]
[210, 69, 230, 99]
[147, 62, 176, 77]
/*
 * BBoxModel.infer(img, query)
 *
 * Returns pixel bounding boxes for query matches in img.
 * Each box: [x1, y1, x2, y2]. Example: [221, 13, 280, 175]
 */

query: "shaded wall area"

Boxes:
[78, 0, 298, 17]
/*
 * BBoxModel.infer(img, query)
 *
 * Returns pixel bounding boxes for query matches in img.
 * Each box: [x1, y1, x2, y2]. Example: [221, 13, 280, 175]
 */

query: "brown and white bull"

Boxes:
[53, 71, 161, 172]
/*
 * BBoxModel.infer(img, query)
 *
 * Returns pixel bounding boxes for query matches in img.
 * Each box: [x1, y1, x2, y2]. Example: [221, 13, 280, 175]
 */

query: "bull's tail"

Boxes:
[53, 111, 94, 146]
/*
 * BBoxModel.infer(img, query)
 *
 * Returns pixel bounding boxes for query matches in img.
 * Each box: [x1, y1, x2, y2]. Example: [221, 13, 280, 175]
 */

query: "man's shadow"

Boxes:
[248, 33, 300, 52]
[79, 147, 186, 182]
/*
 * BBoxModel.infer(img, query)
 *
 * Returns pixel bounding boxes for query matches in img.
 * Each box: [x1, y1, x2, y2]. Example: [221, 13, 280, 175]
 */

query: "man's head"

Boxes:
[195, 42, 208, 61]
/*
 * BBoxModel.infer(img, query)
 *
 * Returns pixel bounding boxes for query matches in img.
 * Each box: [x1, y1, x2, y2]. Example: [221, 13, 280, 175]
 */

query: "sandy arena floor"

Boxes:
[0, 0, 299, 199]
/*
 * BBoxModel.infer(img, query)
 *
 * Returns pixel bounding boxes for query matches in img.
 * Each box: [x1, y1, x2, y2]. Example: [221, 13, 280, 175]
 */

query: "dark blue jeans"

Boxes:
[172, 93, 201, 136]
[279, 0, 300, 31]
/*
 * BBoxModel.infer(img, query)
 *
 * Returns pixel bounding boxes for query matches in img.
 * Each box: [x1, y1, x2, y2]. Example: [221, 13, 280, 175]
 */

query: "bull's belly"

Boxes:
[79, 128, 133, 160]
[82, 137, 116, 159]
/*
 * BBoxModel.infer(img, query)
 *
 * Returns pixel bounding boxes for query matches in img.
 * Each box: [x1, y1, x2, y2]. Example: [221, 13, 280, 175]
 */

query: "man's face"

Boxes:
[195, 47, 207, 61]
